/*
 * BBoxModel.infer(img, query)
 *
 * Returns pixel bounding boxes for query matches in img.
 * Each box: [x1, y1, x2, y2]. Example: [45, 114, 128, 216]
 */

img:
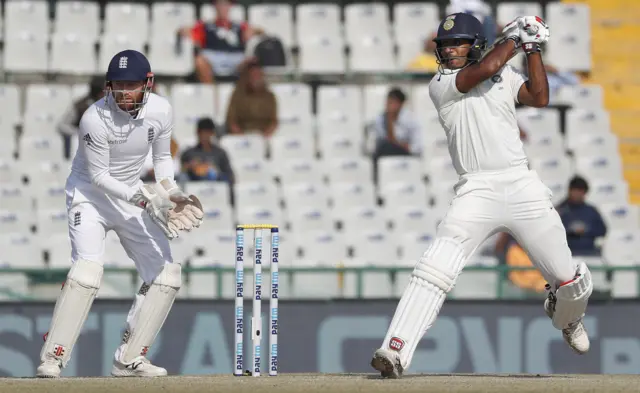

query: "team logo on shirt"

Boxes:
[73, 212, 81, 227]
[147, 127, 155, 144]
[82, 134, 93, 146]
[491, 75, 503, 83]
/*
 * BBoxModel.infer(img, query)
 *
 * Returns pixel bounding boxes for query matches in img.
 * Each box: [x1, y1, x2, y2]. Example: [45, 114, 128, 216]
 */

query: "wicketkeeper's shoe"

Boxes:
[111, 357, 167, 377]
[370, 348, 403, 379]
[544, 294, 590, 354]
[36, 359, 62, 378]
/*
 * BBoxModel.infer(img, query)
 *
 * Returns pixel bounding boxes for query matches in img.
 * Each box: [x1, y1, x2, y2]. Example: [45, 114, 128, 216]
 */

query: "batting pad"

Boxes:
[383, 238, 466, 369]
[117, 262, 182, 363]
[552, 262, 593, 330]
[40, 259, 103, 367]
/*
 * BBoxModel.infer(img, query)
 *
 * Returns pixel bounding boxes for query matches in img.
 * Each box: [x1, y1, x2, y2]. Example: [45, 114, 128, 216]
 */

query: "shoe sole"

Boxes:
[36, 375, 58, 379]
[370, 353, 399, 379]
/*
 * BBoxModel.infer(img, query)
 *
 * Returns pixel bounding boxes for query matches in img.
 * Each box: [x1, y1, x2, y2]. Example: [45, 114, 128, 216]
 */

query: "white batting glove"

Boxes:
[501, 17, 524, 47]
[518, 16, 550, 54]
[159, 179, 204, 229]
[130, 184, 183, 240]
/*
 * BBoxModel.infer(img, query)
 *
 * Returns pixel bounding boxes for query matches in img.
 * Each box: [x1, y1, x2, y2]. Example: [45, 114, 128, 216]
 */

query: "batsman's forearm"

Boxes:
[526, 53, 550, 106]
[480, 38, 518, 74]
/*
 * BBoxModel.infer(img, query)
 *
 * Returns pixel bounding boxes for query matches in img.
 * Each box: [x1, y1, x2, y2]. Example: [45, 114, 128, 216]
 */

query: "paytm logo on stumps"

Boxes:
[235, 307, 243, 333]
[255, 273, 262, 300]
[254, 345, 261, 373]
[271, 308, 278, 335]
[236, 343, 243, 371]
[271, 272, 279, 299]
[270, 344, 278, 372]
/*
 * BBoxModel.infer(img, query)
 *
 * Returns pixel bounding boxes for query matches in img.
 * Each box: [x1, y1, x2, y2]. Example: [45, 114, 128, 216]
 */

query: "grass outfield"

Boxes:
[2, 373, 640, 393]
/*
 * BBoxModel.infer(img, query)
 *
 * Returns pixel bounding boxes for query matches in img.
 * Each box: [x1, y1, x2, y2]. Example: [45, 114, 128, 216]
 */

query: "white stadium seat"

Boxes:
[171, 83, 216, 144]
[0, 185, 31, 211]
[35, 182, 66, 211]
[0, 210, 32, 235]
[316, 85, 364, 134]
[600, 203, 640, 231]
[496, 2, 543, 27]
[288, 205, 334, 233]
[529, 155, 573, 184]
[586, 180, 629, 206]
[50, 34, 97, 75]
[248, 4, 294, 48]
[269, 133, 315, 162]
[330, 182, 376, 211]
[232, 158, 272, 184]
[103, 3, 150, 42]
[185, 181, 231, 207]
[393, 3, 439, 43]
[557, 85, 604, 109]
[426, 155, 458, 183]
[344, 3, 390, 42]
[397, 40, 426, 70]
[378, 156, 423, 185]
[219, 134, 266, 162]
[299, 37, 346, 74]
[0, 85, 21, 128]
[379, 182, 429, 207]
[326, 157, 373, 184]
[349, 35, 397, 73]
[296, 4, 341, 42]
[148, 37, 194, 77]
[546, 2, 591, 71]
[388, 205, 438, 234]
[602, 230, 640, 298]
[0, 160, 22, 184]
[0, 233, 43, 268]
[200, 3, 245, 22]
[399, 230, 434, 261]
[282, 182, 330, 209]
[565, 108, 611, 150]
[199, 205, 234, 232]
[517, 107, 561, 136]
[575, 155, 624, 182]
[99, 35, 146, 73]
[271, 83, 313, 125]
[4, 32, 48, 73]
[19, 137, 65, 164]
[236, 206, 284, 230]
[36, 208, 67, 235]
[318, 132, 362, 160]
[151, 3, 196, 39]
[276, 159, 324, 185]
[572, 133, 619, 157]
[363, 84, 393, 123]
[25, 84, 72, 116]
[5, 0, 50, 39]
[296, 230, 348, 262]
[235, 182, 280, 210]
[523, 128, 565, 157]
[341, 205, 387, 234]
[451, 257, 499, 299]
[216, 83, 234, 123]
[55, 1, 100, 41]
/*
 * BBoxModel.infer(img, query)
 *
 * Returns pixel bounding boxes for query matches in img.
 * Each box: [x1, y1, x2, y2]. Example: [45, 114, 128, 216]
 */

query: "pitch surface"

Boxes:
[2, 373, 640, 393]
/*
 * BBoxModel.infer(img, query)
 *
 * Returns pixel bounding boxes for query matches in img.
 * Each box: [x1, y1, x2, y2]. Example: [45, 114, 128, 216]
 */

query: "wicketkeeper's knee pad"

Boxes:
[41, 259, 103, 366]
[412, 237, 466, 293]
[552, 262, 593, 330]
[119, 262, 182, 363]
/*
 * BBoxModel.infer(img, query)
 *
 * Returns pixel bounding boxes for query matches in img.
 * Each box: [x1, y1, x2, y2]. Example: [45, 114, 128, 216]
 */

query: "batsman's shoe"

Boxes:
[111, 357, 167, 377]
[36, 359, 62, 378]
[544, 295, 590, 354]
[371, 348, 403, 379]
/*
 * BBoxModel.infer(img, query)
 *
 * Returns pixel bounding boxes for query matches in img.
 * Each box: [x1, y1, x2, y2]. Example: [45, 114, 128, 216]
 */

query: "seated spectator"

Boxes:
[556, 176, 607, 256]
[225, 60, 278, 137]
[57, 76, 104, 159]
[141, 137, 182, 183]
[406, 33, 439, 73]
[370, 88, 422, 183]
[181, 118, 235, 184]
[180, 0, 253, 83]
[495, 232, 547, 294]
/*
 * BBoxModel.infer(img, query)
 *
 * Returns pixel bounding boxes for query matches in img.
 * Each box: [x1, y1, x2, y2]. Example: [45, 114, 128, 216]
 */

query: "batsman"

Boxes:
[371, 14, 592, 378]
[37, 50, 204, 378]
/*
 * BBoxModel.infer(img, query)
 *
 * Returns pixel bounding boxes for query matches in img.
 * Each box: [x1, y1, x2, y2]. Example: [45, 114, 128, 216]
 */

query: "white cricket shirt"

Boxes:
[69, 93, 175, 202]
[428, 65, 529, 175]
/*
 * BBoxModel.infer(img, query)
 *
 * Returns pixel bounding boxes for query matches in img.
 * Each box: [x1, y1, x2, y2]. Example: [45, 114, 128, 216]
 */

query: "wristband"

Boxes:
[506, 36, 521, 47]
[523, 42, 542, 55]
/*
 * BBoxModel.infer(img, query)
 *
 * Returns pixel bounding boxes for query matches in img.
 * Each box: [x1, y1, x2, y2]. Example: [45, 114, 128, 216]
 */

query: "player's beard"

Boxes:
[114, 92, 142, 114]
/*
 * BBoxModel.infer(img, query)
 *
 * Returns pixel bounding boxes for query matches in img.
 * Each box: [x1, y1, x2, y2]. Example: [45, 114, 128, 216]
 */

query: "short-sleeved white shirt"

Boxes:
[428, 65, 528, 175]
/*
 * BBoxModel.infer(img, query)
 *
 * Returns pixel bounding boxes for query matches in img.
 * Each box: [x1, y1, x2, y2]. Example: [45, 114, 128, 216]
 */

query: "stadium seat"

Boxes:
[198, 205, 234, 232]
[236, 206, 285, 230]
[451, 257, 499, 299]
[50, 34, 97, 75]
[185, 181, 231, 207]
[586, 179, 629, 206]
[22, 161, 68, 186]
[397, 40, 426, 70]
[344, 3, 390, 43]
[0, 185, 31, 211]
[316, 85, 364, 135]
[0, 84, 22, 130]
[318, 132, 362, 160]
[378, 156, 423, 186]
[151, 2, 196, 39]
[393, 3, 439, 44]
[523, 128, 566, 157]
[219, 134, 266, 162]
[379, 182, 429, 210]
[600, 203, 640, 231]
[42, 233, 71, 268]
[422, 132, 449, 160]
[282, 182, 330, 210]
[496, 2, 543, 27]
[565, 109, 611, 150]
[349, 35, 397, 73]
[5, 0, 50, 39]
[18, 136, 65, 164]
[288, 258, 340, 299]
[191, 230, 234, 265]
[103, 3, 150, 43]
[426, 155, 458, 183]
[299, 37, 347, 74]
[25, 84, 72, 117]
[248, 4, 294, 48]
[232, 158, 272, 184]
[575, 155, 624, 182]
[326, 157, 373, 184]
[269, 132, 315, 162]
[235, 182, 280, 210]
[54, 1, 100, 41]
[34, 182, 66, 211]
[0, 232, 43, 268]
[546, 2, 591, 71]
[276, 159, 324, 186]
[4, 32, 48, 73]
[398, 230, 434, 261]
[602, 230, 640, 298]
[517, 107, 561, 136]
[330, 182, 376, 212]
[216, 83, 234, 123]
[200, 3, 245, 22]
[288, 205, 334, 233]
[36, 208, 67, 235]
[388, 205, 439, 235]
[271, 83, 313, 126]
[0, 160, 22, 185]
[148, 36, 194, 76]
[340, 205, 387, 235]
[572, 132, 619, 157]
[543, 179, 569, 206]
[345, 230, 398, 298]
[99, 35, 146, 73]
[171, 84, 216, 144]
[529, 155, 573, 185]
[102, 231, 134, 267]
[556, 85, 604, 109]
[296, 3, 341, 42]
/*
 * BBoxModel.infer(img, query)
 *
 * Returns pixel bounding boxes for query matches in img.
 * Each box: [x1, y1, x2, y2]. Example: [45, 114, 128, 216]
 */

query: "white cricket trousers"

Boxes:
[438, 165, 577, 286]
[65, 177, 173, 284]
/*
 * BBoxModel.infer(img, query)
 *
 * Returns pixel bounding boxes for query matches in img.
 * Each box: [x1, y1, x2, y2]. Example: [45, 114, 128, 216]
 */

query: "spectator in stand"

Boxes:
[225, 60, 278, 137]
[179, 0, 254, 83]
[556, 176, 607, 256]
[181, 117, 234, 185]
[370, 87, 422, 183]
[406, 32, 439, 73]
[56, 76, 104, 159]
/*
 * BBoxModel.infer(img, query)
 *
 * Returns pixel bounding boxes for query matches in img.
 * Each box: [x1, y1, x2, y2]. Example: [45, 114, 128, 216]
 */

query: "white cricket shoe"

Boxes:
[111, 357, 167, 377]
[36, 359, 62, 378]
[544, 295, 590, 354]
[370, 348, 403, 379]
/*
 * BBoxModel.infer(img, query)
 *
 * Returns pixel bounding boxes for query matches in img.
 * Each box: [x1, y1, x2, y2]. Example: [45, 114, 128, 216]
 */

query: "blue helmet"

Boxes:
[105, 49, 154, 115]
[433, 13, 487, 71]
